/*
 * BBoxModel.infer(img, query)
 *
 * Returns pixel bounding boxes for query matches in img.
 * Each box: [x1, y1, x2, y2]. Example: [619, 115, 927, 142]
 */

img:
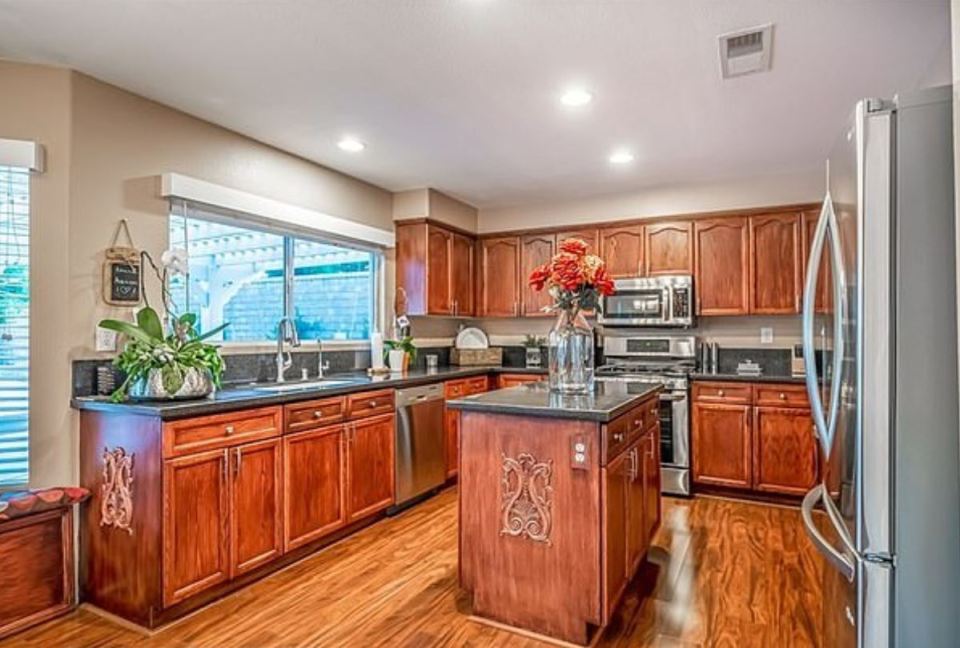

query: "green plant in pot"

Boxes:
[99, 247, 228, 402]
[384, 336, 417, 372]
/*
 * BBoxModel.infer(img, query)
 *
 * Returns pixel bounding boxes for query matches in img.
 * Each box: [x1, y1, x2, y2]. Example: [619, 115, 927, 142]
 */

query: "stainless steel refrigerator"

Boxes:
[801, 85, 960, 647]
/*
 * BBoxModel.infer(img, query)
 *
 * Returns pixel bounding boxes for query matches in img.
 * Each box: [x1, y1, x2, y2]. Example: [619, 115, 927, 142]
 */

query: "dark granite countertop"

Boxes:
[690, 372, 806, 384]
[446, 380, 662, 423]
[71, 366, 547, 420]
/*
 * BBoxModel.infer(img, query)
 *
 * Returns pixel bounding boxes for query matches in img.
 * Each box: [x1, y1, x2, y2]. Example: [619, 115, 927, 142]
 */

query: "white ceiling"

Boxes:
[0, 1, 950, 208]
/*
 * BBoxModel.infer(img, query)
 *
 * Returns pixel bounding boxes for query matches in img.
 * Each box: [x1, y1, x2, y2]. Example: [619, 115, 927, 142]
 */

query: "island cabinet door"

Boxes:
[162, 449, 231, 608]
[444, 407, 460, 478]
[345, 413, 396, 522]
[283, 425, 346, 551]
[602, 451, 630, 622]
[691, 402, 752, 489]
[625, 444, 647, 575]
[642, 426, 662, 541]
[230, 438, 283, 576]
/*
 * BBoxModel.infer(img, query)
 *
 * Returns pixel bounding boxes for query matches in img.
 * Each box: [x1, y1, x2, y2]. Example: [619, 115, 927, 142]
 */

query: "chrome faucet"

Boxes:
[317, 340, 330, 378]
[275, 317, 301, 383]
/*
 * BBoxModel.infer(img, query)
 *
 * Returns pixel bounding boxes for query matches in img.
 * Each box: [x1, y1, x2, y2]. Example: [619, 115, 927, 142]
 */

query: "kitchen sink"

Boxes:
[251, 379, 356, 393]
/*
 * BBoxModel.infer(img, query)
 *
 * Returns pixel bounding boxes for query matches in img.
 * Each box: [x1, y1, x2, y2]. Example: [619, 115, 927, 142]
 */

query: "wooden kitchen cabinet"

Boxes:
[642, 427, 661, 541]
[479, 236, 521, 317]
[521, 233, 556, 316]
[600, 224, 644, 279]
[694, 217, 750, 315]
[496, 373, 544, 389]
[749, 212, 803, 314]
[803, 208, 833, 313]
[753, 406, 819, 496]
[451, 232, 476, 317]
[345, 413, 396, 522]
[602, 449, 630, 621]
[162, 449, 231, 607]
[231, 438, 283, 576]
[426, 225, 454, 315]
[556, 228, 599, 253]
[691, 402, 752, 489]
[625, 442, 647, 575]
[644, 221, 693, 276]
[283, 424, 346, 551]
[443, 378, 489, 479]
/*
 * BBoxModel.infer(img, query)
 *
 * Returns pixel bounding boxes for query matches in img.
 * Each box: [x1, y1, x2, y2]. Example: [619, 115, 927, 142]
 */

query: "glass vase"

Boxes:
[548, 308, 595, 394]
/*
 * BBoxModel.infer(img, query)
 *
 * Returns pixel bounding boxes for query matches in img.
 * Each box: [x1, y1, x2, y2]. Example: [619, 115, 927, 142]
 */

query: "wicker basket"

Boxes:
[450, 347, 503, 366]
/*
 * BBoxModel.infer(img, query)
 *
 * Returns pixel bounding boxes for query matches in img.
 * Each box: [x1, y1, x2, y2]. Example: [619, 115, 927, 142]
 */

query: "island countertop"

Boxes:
[446, 380, 662, 422]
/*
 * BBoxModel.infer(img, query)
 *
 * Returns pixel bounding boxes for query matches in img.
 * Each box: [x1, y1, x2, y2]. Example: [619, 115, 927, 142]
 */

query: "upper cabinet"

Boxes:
[479, 236, 521, 317]
[556, 228, 599, 254]
[644, 221, 693, 276]
[520, 233, 556, 317]
[749, 212, 803, 314]
[694, 217, 750, 315]
[395, 220, 476, 317]
[600, 224, 644, 279]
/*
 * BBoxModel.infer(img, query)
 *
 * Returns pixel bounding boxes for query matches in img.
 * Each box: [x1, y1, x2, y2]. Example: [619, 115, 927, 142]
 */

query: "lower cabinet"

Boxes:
[642, 427, 661, 541]
[603, 450, 630, 616]
[346, 413, 396, 522]
[692, 382, 818, 497]
[496, 373, 544, 389]
[444, 377, 491, 478]
[232, 438, 283, 576]
[283, 424, 346, 551]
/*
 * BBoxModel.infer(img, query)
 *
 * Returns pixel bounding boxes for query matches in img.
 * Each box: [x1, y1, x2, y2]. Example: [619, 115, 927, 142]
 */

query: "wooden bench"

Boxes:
[0, 487, 90, 640]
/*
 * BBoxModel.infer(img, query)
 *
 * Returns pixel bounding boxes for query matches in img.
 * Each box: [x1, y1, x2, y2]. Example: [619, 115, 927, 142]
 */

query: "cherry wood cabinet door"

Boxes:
[691, 401, 752, 489]
[444, 408, 460, 478]
[802, 208, 833, 313]
[283, 425, 346, 551]
[749, 213, 803, 314]
[599, 224, 643, 279]
[643, 427, 661, 541]
[753, 407, 819, 496]
[479, 236, 521, 317]
[694, 217, 750, 315]
[602, 452, 629, 622]
[426, 225, 453, 315]
[521, 233, 556, 317]
[162, 449, 230, 607]
[231, 438, 283, 576]
[451, 232, 475, 317]
[555, 228, 599, 253]
[644, 221, 693, 276]
[346, 413, 396, 522]
[625, 444, 646, 575]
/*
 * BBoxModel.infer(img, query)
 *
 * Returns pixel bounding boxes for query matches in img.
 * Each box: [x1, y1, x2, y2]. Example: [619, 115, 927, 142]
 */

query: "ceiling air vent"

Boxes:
[718, 24, 773, 79]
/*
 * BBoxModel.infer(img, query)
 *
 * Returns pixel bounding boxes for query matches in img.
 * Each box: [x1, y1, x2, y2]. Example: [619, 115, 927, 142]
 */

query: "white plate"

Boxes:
[455, 327, 489, 349]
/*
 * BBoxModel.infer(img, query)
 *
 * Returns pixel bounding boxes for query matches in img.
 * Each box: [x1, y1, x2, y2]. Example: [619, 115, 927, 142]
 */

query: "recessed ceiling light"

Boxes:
[337, 137, 365, 152]
[560, 87, 593, 107]
[608, 150, 635, 165]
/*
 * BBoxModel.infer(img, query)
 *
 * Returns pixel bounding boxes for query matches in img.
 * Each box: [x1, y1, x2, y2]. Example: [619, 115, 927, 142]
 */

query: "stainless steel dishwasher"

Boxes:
[391, 383, 446, 511]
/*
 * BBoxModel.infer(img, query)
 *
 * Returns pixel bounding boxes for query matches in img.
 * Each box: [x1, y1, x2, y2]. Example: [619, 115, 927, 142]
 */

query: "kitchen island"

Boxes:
[448, 381, 663, 646]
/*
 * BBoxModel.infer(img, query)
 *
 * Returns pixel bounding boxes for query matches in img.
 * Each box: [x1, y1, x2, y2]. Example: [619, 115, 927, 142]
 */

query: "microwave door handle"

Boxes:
[803, 196, 832, 458]
[801, 485, 856, 581]
[664, 286, 673, 324]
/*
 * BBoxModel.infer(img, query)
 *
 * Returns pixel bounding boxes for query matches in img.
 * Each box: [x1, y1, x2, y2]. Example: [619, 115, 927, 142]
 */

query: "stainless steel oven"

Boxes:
[597, 333, 696, 496]
[598, 275, 694, 328]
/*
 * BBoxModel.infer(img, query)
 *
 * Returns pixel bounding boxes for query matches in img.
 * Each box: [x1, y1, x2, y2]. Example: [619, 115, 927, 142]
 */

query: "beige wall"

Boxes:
[392, 187, 478, 232]
[1, 62, 394, 487]
[477, 169, 822, 233]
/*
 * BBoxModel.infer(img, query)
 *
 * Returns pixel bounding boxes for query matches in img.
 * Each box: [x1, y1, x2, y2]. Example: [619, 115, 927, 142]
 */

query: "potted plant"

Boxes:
[384, 336, 417, 373]
[523, 334, 546, 368]
[99, 247, 228, 402]
[528, 238, 615, 394]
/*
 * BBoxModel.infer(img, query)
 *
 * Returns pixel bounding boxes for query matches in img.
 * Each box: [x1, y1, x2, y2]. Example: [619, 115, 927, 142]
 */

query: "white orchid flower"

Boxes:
[160, 248, 189, 276]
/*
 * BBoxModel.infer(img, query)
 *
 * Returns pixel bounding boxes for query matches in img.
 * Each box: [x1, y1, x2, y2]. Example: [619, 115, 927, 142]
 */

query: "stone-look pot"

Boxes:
[128, 367, 214, 400]
[388, 349, 407, 373]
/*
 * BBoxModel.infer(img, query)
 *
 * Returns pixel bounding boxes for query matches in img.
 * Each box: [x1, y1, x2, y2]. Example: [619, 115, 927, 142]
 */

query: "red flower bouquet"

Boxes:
[528, 238, 615, 314]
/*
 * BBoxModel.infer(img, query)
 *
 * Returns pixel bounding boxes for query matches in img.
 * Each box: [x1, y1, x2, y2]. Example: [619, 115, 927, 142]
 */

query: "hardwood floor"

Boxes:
[1, 489, 823, 647]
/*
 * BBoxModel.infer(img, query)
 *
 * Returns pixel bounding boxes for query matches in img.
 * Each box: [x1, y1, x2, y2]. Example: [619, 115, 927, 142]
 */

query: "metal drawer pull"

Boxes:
[613, 432, 624, 443]
[369, 401, 377, 407]
[224, 425, 235, 435]
[718, 390, 725, 397]
[313, 410, 323, 419]
[779, 392, 787, 400]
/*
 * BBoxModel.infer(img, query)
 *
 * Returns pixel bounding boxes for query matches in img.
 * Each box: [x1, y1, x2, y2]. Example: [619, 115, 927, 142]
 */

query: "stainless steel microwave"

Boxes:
[598, 275, 695, 328]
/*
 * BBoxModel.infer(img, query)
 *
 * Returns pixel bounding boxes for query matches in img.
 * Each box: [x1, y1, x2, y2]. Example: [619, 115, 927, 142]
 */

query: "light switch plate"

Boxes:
[95, 326, 118, 352]
[760, 327, 774, 344]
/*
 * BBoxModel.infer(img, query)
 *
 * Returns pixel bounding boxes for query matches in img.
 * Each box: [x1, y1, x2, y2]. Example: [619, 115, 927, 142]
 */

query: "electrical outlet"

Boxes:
[760, 327, 774, 344]
[96, 326, 117, 352]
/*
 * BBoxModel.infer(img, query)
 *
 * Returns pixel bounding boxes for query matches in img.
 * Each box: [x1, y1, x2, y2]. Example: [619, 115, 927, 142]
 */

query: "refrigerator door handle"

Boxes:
[801, 485, 856, 581]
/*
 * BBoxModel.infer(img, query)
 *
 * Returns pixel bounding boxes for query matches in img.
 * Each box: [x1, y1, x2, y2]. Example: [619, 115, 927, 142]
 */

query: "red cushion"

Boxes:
[0, 486, 90, 521]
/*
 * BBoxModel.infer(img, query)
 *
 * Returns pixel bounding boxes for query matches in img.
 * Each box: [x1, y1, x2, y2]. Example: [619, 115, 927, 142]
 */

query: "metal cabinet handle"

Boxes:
[313, 410, 323, 419]
[221, 448, 228, 480]
[779, 392, 787, 400]
[234, 447, 242, 477]
[718, 390, 725, 397]
[369, 401, 377, 408]
[225, 425, 235, 435]
[613, 432, 624, 443]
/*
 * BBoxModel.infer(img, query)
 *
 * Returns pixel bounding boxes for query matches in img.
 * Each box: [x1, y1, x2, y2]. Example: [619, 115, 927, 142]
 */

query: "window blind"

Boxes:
[0, 166, 29, 487]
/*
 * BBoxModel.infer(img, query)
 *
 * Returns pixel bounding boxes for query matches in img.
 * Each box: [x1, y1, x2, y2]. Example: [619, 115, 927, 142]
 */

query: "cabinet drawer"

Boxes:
[444, 379, 470, 400]
[640, 395, 660, 431]
[602, 407, 644, 465]
[754, 384, 809, 408]
[284, 397, 346, 433]
[163, 407, 281, 458]
[466, 376, 489, 395]
[692, 382, 752, 404]
[346, 389, 395, 420]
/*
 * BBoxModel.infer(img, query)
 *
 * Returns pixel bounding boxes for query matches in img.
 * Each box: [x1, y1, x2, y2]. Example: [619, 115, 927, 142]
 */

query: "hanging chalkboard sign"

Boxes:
[102, 220, 142, 306]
